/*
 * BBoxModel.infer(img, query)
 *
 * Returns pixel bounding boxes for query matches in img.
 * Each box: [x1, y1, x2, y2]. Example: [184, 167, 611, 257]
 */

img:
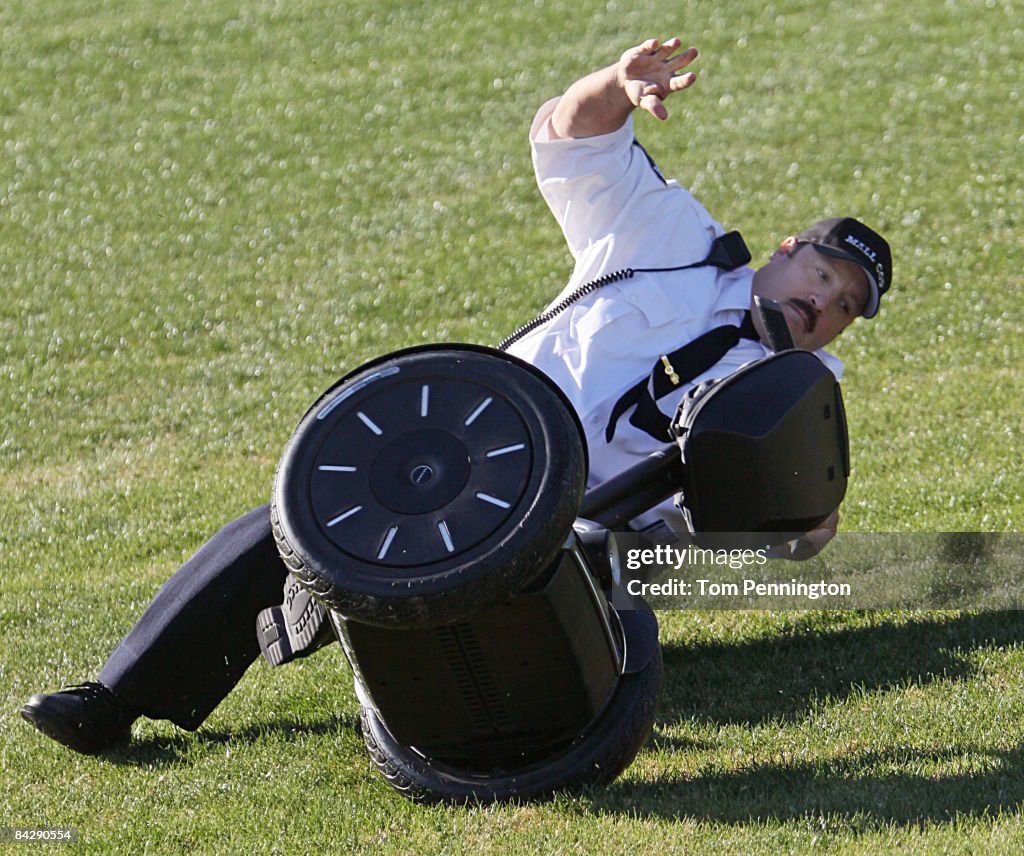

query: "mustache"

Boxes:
[789, 298, 816, 333]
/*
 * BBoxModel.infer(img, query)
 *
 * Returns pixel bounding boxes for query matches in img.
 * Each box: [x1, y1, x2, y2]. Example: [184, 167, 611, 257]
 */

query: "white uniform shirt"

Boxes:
[508, 97, 843, 533]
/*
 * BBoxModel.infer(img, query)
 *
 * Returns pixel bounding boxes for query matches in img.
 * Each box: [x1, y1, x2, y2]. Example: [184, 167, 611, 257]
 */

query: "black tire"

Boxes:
[359, 643, 663, 804]
[273, 344, 587, 628]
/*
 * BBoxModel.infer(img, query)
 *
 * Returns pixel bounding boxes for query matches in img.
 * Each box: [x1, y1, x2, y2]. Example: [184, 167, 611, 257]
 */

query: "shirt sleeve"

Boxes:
[530, 97, 715, 263]
[814, 348, 844, 381]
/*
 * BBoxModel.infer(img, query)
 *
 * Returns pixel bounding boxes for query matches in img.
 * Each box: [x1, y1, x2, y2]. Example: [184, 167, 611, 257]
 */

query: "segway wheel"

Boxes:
[272, 344, 587, 627]
[358, 644, 662, 804]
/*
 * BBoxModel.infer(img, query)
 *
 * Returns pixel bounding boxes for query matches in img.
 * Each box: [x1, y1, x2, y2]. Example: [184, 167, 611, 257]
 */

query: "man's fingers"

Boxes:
[633, 36, 683, 57]
[668, 71, 698, 92]
[665, 46, 699, 71]
[656, 37, 682, 57]
[627, 80, 667, 109]
[639, 92, 668, 121]
[640, 80, 667, 98]
[623, 37, 698, 119]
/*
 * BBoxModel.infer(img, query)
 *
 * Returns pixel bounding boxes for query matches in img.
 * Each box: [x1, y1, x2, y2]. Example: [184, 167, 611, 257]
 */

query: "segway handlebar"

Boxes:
[578, 298, 809, 531]
[578, 445, 682, 529]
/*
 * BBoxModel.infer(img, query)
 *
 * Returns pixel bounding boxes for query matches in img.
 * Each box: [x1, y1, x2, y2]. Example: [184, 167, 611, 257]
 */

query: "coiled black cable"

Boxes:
[496, 268, 635, 352]
[495, 231, 750, 352]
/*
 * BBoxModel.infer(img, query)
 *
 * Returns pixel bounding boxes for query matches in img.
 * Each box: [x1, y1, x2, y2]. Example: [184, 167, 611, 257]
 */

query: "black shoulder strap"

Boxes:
[606, 311, 760, 443]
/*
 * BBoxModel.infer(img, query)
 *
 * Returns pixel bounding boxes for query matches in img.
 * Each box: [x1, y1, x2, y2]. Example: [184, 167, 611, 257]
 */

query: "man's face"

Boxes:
[750, 239, 871, 351]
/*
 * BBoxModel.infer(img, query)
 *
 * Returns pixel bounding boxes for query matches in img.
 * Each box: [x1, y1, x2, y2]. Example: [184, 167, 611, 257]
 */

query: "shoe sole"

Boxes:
[257, 576, 333, 667]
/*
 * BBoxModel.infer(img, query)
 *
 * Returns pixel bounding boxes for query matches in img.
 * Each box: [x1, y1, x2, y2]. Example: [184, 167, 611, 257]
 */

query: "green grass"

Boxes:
[2, 0, 1023, 852]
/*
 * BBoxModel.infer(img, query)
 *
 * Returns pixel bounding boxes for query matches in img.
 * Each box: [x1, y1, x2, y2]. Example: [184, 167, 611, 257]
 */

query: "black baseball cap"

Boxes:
[796, 217, 892, 318]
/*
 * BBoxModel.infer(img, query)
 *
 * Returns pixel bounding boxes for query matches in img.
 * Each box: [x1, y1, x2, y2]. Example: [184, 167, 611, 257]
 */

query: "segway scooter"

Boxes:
[270, 303, 848, 804]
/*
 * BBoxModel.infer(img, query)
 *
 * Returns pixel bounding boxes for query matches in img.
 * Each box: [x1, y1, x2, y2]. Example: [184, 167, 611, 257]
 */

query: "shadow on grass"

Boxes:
[100, 610, 1024, 824]
[105, 712, 361, 768]
[593, 742, 1024, 825]
[590, 610, 1024, 824]
[658, 609, 1024, 725]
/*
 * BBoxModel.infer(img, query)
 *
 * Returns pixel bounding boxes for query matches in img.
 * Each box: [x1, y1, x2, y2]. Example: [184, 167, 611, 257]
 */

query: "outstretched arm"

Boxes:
[549, 37, 699, 140]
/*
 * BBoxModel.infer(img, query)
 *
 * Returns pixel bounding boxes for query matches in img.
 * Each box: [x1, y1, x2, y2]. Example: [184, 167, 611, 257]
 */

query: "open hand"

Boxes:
[617, 38, 699, 121]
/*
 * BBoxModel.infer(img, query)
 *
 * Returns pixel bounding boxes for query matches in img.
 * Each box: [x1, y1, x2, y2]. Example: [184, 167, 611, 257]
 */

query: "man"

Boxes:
[507, 37, 890, 538]
[21, 37, 892, 755]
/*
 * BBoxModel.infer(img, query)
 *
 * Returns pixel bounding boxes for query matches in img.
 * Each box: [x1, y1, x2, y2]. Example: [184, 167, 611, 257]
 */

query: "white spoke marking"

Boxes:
[377, 526, 399, 560]
[476, 492, 511, 509]
[326, 506, 363, 527]
[464, 397, 493, 426]
[438, 520, 455, 553]
[318, 465, 357, 472]
[357, 411, 383, 435]
[486, 443, 526, 458]
[420, 384, 430, 418]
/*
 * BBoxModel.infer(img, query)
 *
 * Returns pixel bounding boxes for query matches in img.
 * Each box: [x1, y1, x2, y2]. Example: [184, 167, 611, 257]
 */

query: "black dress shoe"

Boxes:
[21, 682, 138, 755]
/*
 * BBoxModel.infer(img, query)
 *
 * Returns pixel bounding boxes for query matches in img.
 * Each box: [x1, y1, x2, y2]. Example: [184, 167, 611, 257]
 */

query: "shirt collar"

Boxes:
[716, 265, 757, 313]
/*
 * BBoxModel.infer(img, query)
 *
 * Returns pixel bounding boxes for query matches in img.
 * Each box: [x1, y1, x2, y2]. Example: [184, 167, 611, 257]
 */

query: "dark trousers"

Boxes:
[98, 504, 288, 730]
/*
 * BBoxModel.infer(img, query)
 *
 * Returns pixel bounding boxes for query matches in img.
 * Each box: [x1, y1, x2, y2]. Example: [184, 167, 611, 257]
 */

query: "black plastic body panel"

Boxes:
[333, 542, 623, 764]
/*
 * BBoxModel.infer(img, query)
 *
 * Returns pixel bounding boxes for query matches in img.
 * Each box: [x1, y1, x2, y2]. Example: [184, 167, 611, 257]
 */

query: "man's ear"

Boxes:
[770, 236, 799, 260]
